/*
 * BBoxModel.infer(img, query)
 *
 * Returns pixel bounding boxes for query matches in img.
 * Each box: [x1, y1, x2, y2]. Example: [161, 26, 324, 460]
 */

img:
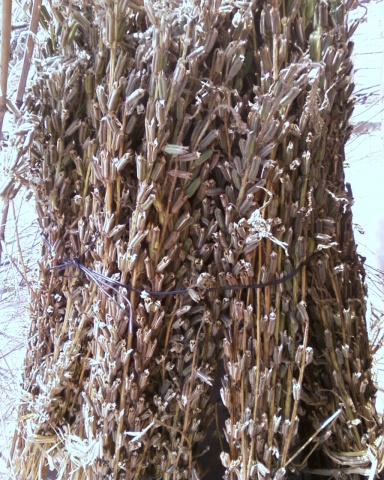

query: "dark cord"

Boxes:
[53, 250, 320, 298]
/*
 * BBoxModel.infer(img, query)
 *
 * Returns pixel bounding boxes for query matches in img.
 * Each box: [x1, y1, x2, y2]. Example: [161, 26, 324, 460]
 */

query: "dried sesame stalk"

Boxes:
[6, 1, 383, 479]
[0, 0, 12, 138]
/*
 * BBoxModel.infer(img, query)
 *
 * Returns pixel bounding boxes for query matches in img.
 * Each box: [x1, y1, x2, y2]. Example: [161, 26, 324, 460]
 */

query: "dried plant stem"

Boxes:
[281, 314, 309, 465]
[319, 292, 363, 448]
[0, 0, 12, 138]
[329, 256, 353, 383]
[114, 349, 132, 479]
[247, 243, 263, 477]
[16, 0, 42, 108]
[175, 320, 205, 477]
[285, 409, 342, 469]
[162, 301, 180, 382]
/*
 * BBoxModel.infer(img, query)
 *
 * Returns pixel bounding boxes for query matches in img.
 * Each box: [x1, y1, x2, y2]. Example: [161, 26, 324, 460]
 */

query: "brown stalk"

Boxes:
[285, 409, 342, 469]
[0, 0, 12, 138]
[281, 304, 309, 465]
[246, 241, 263, 477]
[15, 0, 42, 108]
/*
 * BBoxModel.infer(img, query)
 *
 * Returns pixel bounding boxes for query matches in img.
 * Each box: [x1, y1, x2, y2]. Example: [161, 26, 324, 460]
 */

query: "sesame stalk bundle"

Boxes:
[6, 0, 383, 479]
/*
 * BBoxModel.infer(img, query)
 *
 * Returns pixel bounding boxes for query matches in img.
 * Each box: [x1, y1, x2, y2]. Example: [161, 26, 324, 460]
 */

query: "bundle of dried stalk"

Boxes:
[5, 0, 384, 479]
